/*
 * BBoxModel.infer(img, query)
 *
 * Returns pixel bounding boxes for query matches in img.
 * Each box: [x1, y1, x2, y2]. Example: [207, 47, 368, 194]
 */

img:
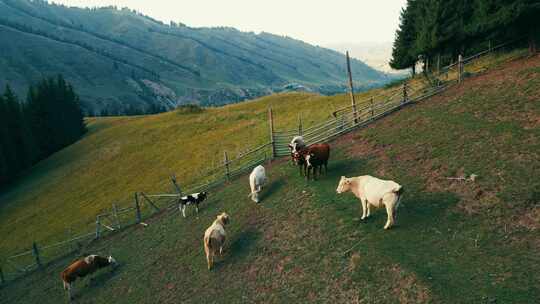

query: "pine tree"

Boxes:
[390, 0, 419, 74]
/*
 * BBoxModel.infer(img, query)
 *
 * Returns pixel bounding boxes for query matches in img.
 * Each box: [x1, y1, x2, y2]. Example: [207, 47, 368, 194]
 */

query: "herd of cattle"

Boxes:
[59, 135, 403, 300]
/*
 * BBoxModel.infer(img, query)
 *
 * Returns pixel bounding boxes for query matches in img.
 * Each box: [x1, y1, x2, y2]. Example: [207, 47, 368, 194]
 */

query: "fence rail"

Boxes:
[1, 37, 530, 286]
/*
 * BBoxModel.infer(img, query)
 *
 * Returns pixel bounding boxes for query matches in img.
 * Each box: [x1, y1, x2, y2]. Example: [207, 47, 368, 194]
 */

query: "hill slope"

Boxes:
[0, 0, 387, 114]
[1, 53, 539, 303]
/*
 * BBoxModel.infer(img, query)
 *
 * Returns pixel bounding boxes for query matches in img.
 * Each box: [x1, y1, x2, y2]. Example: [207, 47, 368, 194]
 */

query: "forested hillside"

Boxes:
[391, 0, 539, 73]
[0, 0, 388, 115]
[0, 76, 86, 187]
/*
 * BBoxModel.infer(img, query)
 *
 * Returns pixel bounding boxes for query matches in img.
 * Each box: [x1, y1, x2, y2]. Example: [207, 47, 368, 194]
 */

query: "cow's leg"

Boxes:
[220, 246, 223, 255]
[384, 203, 395, 230]
[182, 205, 186, 218]
[196, 203, 199, 214]
[208, 252, 213, 270]
[366, 202, 371, 218]
[205, 241, 212, 270]
[360, 199, 367, 220]
[67, 283, 73, 300]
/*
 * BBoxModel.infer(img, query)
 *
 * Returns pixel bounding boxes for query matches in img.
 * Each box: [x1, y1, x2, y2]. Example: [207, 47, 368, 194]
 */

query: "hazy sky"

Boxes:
[51, 0, 407, 46]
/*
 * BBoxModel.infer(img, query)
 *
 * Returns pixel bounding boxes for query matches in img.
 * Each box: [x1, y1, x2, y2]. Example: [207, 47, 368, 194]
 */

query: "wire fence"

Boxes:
[0, 36, 530, 286]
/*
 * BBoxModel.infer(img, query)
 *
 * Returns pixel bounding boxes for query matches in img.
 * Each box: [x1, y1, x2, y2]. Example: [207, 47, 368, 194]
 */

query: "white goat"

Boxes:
[248, 165, 266, 203]
[336, 175, 404, 230]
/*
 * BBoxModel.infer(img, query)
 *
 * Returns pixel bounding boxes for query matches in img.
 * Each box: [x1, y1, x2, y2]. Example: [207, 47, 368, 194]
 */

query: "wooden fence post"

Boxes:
[458, 54, 463, 84]
[223, 151, 231, 181]
[346, 51, 358, 124]
[268, 108, 276, 158]
[402, 83, 408, 104]
[298, 114, 303, 136]
[171, 175, 182, 195]
[0, 266, 4, 285]
[95, 216, 101, 239]
[134, 193, 142, 224]
[437, 54, 441, 74]
[370, 97, 375, 118]
[112, 203, 121, 230]
[32, 242, 41, 268]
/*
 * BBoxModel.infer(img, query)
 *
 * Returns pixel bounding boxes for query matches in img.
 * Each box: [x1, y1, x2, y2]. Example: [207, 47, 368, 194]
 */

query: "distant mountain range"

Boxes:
[326, 42, 409, 76]
[0, 0, 390, 115]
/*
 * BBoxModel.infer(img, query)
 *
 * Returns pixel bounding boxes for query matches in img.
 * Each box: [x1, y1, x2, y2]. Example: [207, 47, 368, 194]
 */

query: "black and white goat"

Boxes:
[178, 192, 208, 217]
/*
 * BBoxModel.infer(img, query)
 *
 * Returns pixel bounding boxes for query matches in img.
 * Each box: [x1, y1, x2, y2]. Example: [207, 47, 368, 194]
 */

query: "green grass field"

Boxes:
[1, 52, 539, 303]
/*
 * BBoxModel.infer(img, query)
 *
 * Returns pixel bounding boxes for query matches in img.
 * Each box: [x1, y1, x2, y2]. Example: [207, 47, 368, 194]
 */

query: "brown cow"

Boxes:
[304, 143, 330, 180]
[61, 254, 117, 300]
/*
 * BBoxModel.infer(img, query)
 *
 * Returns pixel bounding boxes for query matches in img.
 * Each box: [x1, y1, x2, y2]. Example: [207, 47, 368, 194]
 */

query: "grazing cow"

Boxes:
[336, 175, 404, 230]
[304, 143, 330, 180]
[61, 254, 117, 300]
[203, 212, 230, 270]
[248, 165, 267, 203]
[178, 192, 208, 217]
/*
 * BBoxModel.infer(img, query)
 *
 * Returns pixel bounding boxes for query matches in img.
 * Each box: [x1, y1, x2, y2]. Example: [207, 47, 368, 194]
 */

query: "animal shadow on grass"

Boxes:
[259, 179, 285, 202]
[351, 190, 460, 232]
[78, 264, 123, 299]
[303, 158, 367, 183]
[212, 228, 261, 271]
[328, 158, 369, 179]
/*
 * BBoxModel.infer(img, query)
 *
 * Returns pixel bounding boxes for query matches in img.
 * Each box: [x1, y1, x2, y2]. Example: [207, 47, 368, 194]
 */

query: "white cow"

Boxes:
[288, 136, 306, 153]
[248, 165, 267, 203]
[336, 175, 404, 230]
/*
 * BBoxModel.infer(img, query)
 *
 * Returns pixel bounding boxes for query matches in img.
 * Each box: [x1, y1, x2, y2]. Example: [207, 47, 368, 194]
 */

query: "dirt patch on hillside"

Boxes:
[389, 264, 432, 304]
[513, 206, 540, 231]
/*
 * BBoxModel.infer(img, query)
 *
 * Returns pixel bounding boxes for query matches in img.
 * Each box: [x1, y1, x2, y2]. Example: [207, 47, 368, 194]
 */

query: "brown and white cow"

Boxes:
[288, 136, 306, 164]
[61, 254, 117, 300]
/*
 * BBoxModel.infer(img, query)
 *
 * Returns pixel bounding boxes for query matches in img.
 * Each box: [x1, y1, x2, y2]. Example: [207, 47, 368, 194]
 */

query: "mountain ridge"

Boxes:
[0, 0, 388, 114]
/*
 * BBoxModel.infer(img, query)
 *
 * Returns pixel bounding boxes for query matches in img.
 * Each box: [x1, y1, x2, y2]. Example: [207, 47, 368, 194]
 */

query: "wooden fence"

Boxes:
[0, 37, 529, 286]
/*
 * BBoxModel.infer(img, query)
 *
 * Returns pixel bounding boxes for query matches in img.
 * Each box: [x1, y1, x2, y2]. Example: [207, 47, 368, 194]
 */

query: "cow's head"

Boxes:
[336, 176, 352, 193]
[200, 191, 208, 200]
[108, 255, 117, 266]
[292, 151, 305, 166]
[218, 212, 230, 225]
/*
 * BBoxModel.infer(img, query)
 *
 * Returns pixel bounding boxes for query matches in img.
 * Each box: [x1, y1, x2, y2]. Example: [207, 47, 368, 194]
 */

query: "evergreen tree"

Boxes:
[390, 0, 419, 74]
[390, 0, 539, 71]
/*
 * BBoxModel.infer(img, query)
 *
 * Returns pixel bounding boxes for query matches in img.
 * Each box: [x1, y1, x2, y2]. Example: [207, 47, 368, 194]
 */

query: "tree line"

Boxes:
[391, 0, 539, 74]
[0, 75, 86, 187]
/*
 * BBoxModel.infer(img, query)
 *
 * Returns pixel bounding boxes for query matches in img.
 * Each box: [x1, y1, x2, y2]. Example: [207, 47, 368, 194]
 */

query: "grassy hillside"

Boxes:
[0, 48, 527, 259]
[0, 0, 388, 113]
[1, 52, 538, 304]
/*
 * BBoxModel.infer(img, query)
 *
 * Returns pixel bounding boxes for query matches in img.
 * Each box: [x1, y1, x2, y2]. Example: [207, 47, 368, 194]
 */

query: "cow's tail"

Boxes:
[394, 185, 404, 209]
